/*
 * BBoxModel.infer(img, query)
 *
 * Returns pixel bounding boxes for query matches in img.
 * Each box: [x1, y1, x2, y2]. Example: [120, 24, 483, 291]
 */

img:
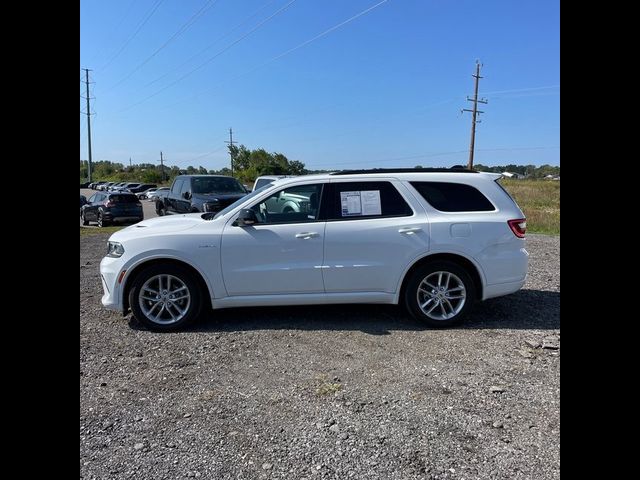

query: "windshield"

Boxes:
[213, 184, 272, 219]
[192, 177, 245, 194]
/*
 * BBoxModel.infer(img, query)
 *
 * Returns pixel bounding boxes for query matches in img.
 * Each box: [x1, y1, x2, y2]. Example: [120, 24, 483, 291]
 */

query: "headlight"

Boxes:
[106, 241, 125, 258]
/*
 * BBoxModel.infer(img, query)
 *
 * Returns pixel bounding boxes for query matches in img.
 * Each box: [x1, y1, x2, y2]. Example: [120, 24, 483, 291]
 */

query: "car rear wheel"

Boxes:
[405, 261, 475, 327]
[129, 264, 203, 331]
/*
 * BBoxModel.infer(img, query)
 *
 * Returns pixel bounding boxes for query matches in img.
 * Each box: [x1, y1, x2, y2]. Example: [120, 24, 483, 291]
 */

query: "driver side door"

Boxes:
[220, 183, 326, 296]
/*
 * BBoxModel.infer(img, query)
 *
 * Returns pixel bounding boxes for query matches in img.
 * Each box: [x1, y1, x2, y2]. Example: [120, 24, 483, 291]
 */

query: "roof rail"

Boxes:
[330, 166, 476, 175]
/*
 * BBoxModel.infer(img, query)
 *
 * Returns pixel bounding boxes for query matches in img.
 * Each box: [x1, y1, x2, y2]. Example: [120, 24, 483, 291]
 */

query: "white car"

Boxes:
[100, 168, 528, 331]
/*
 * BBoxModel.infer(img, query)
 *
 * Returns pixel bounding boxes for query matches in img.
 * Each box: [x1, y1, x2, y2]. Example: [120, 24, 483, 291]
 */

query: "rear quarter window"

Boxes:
[410, 181, 495, 212]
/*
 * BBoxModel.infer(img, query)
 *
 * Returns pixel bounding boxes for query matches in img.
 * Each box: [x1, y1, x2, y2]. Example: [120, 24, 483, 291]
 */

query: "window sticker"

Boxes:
[361, 190, 382, 215]
[340, 190, 381, 216]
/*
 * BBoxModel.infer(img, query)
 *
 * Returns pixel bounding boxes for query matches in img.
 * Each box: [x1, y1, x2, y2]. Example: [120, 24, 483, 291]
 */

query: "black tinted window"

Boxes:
[110, 194, 139, 203]
[410, 182, 494, 212]
[192, 177, 245, 194]
[329, 181, 412, 220]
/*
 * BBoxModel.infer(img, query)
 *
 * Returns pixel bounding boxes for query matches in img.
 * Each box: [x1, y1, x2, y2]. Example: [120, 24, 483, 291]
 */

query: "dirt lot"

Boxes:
[80, 233, 559, 480]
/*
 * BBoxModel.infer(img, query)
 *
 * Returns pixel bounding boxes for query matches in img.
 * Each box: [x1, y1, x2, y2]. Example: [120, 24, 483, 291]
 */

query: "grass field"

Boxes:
[80, 226, 124, 236]
[500, 179, 560, 235]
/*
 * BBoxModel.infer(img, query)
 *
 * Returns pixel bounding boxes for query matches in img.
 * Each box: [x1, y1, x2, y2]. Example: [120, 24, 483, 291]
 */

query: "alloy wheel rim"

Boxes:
[139, 274, 191, 325]
[417, 271, 466, 320]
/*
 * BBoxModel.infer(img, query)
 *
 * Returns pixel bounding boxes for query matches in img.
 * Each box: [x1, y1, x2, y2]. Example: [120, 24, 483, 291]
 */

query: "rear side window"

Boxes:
[410, 182, 494, 212]
[110, 194, 139, 203]
[328, 181, 413, 220]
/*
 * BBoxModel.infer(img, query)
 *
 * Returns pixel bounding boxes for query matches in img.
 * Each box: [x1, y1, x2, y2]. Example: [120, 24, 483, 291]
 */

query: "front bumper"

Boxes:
[100, 255, 125, 312]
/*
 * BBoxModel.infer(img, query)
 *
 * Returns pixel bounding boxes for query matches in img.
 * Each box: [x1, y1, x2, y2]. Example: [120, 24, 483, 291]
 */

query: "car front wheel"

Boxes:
[129, 264, 203, 331]
[405, 261, 475, 327]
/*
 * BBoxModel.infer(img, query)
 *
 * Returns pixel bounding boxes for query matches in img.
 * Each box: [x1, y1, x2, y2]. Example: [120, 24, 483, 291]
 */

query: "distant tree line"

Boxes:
[80, 146, 307, 185]
[81, 152, 559, 185]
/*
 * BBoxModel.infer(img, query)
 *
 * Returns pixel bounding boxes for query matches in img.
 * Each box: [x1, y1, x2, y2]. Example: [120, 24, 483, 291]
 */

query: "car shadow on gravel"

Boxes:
[129, 288, 559, 333]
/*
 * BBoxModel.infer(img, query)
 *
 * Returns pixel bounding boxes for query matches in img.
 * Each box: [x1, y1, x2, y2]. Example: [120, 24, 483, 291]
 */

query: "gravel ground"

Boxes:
[80, 234, 559, 480]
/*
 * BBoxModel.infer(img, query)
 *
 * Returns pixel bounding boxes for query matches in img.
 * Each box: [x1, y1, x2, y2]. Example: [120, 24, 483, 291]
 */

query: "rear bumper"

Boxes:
[102, 213, 143, 223]
[482, 279, 526, 300]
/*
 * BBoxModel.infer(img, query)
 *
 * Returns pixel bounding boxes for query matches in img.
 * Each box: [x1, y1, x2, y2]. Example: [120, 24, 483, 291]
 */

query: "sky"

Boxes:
[80, 0, 560, 171]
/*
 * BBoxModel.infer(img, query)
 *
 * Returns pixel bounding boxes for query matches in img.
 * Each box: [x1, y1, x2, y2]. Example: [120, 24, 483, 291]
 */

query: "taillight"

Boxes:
[508, 218, 527, 238]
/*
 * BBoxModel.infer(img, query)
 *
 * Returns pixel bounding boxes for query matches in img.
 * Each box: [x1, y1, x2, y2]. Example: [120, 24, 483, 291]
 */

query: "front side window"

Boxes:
[250, 184, 324, 224]
[328, 181, 413, 220]
[179, 179, 191, 195]
[171, 179, 184, 194]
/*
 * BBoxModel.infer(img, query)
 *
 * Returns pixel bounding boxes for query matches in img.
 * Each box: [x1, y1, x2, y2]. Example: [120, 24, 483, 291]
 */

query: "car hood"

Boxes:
[109, 214, 204, 242]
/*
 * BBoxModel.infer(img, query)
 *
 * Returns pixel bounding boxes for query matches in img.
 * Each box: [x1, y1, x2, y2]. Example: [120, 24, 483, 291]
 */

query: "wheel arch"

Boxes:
[398, 253, 484, 303]
[122, 258, 212, 314]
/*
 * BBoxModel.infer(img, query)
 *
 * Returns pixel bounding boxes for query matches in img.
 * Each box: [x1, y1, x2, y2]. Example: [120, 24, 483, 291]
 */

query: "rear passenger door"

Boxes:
[322, 180, 430, 294]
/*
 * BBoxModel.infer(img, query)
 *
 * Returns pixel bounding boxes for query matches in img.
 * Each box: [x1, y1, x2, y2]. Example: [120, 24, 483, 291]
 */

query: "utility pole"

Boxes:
[159, 151, 165, 182]
[129, 157, 132, 168]
[225, 127, 237, 176]
[82, 68, 94, 182]
[462, 61, 487, 170]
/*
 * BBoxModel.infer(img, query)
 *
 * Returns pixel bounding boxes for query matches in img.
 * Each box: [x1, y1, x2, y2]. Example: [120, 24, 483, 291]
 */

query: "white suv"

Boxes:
[100, 168, 528, 331]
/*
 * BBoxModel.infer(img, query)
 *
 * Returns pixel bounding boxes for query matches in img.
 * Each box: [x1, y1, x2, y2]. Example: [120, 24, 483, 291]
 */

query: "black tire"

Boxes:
[128, 263, 204, 332]
[156, 203, 166, 216]
[81, 211, 89, 226]
[97, 210, 109, 227]
[404, 260, 476, 327]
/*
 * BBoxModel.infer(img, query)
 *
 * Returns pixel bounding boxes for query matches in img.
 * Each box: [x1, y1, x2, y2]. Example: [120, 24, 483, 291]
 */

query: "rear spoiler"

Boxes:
[478, 172, 503, 181]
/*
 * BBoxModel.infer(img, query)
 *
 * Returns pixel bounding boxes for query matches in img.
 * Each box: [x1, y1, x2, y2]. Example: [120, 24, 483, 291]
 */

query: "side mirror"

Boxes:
[183, 191, 191, 200]
[233, 209, 258, 226]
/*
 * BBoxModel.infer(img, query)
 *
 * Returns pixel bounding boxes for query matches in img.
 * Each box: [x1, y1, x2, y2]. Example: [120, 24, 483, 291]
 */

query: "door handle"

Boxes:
[295, 232, 319, 239]
[398, 227, 422, 234]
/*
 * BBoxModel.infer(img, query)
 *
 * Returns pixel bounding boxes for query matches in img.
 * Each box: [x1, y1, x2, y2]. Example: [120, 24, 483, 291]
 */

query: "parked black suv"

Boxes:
[155, 175, 248, 215]
[81, 192, 144, 227]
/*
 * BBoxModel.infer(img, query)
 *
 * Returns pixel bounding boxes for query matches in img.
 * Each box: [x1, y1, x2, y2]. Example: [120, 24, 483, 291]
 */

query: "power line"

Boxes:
[482, 85, 559, 95]
[99, 0, 166, 73]
[142, 0, 278, 90]
[184, 143, 228, 163]
[308, 146, 560, 169]
[163, 0, 389, 110]
[106, 0, 221, 92]
[118, 0, 299, 113]
[87, 0, 138, 66]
